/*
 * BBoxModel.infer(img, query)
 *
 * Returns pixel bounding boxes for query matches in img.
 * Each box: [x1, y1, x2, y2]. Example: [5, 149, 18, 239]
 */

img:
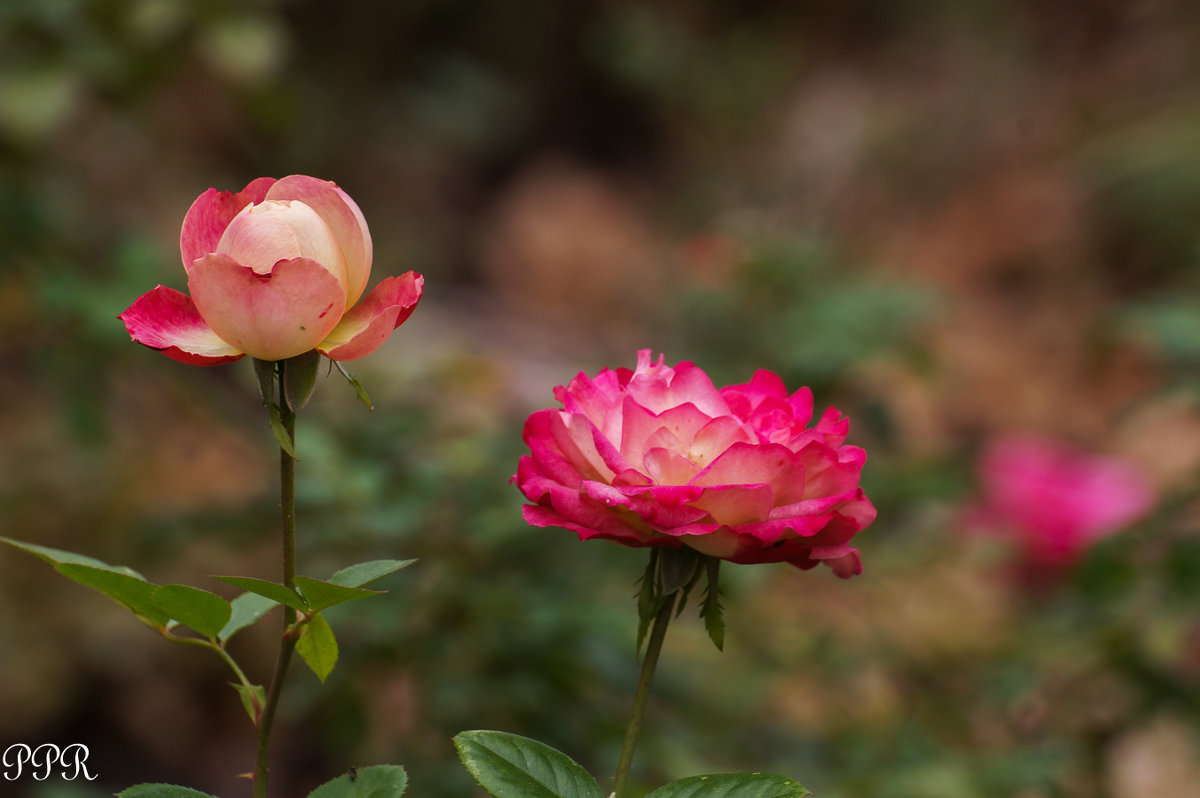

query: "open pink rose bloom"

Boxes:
[120, 175, 423, 364]
[516, 351, 877, 577]
[975, 435, 1156, 569]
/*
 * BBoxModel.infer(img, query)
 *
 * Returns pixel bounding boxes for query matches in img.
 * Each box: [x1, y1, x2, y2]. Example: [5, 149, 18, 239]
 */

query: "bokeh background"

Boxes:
[3, 1, 1200, 796]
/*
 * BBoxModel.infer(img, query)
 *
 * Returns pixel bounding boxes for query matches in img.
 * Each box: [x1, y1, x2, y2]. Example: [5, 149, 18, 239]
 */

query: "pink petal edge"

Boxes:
[318, 272, 423, 361]
[180, 177, 276, 272]
[118, 285, 245, 365]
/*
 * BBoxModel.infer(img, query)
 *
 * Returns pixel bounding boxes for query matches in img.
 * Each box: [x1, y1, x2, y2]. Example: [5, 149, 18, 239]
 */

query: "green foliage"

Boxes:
[117, 786, 220, 798]
[644, 774, 812, 798]
[219, 591, 280, 644]
[297, 611, 339, 683]
[306, 765, 408, 798]
[150, 584, 232, 639]
[453, 730, 603, 798]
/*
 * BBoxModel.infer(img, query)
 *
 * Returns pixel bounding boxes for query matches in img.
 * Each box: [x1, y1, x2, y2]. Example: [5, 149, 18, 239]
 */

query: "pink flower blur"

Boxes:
[975, 435, 1156, 568]
[515, 351, 877, 577]
[120, 175, 423, 364]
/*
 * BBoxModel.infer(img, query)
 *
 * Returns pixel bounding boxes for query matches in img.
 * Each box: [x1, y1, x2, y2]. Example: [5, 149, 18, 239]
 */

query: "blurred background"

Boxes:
[2, 0, 1200, 796]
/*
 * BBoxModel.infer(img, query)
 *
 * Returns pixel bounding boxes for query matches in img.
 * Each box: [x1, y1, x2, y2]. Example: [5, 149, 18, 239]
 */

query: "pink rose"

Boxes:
[515, 351, 877, 577]
[974, 435, 1156, 570]
[120, 175, 423, 364]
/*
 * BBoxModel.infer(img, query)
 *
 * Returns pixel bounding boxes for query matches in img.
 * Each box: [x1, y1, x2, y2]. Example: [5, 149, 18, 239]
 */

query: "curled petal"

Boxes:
[189, 254, 345, 362]
[180, 177, 275, 272]
[318, 271, 424, 361]
[118, 286, 244, 365]
[268, 175, 373, 307]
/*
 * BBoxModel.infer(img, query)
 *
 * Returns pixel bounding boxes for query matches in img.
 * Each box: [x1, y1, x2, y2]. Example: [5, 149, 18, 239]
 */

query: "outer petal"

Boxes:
[180, 177, 276, 272]
[317, 272, 424, 361]
[189, 254, 345, 361]
[268, 175, 373, 307]
[118, 286, 244, 365]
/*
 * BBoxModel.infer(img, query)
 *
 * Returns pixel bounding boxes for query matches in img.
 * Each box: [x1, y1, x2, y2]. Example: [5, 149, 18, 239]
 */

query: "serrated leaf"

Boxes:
[453, 730, 603, 798]
[231, 681, 266, 724]
[214, 576, 307, 611]
[296, 611, 338, 682]
[55, 563, 168, 626]
[328, 559, 416, 588]
[644, 773, 812, 798]
[219, 591, 280, 643]
[267, 402, 297, 458]
[700, 558, 724, 652]
[0, 536, 147, 579]
[306, 764, 408, 798]
[118, 784, 221, 798]
[334, 361, 373, 410]
[283, 349, 321, 412]
[150, 584, 232, 639]
[294, 576, 382, 613]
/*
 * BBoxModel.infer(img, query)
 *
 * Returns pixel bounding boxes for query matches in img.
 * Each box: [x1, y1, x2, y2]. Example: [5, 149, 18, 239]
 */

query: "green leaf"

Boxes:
[328, 559, 416, 588]
[296, 611, 338, 682]
[253, 357, 278, 406]
[334, 360, 374, 410]
[644, 773, 813, 798]
[307, 765, 408, 798]
[55, 563, 168, 626]
[453, 730, 603, 798]
[150, 584, 232, 639]
[231, 681, 266, 724]
[283, 349, 321, 412]
[700, 558, 725, 652]
[267, 401, 298, 458]
[118, 785, 221, 798]
[219, 591, 279, 643]
[214, 576, 307, 611]
[0, 536, 147, 579]
[294, 575, 382, 613]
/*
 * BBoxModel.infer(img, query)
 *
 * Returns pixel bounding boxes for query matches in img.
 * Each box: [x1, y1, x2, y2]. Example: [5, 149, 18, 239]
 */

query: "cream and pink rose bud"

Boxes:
[516, 351, 877, 577]
[120, 175, 422, 364]
[971, 434, 1157, 573]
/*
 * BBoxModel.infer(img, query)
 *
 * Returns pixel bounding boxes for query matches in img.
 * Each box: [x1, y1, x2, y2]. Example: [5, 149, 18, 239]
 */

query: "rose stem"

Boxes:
[254, 370, 299, 798]
[613, 590, 677, 798]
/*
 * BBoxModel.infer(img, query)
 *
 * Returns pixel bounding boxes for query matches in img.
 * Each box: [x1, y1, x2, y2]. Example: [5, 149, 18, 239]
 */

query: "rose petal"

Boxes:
[118, 286, 245, 365]
[268, 176, 373, 307]
[217, 200, 349, 291]
[188, 253, 345, 361]
[318, 272, 423, 361]
[693, 441, 808, 505]
[180, 177, 275, 272]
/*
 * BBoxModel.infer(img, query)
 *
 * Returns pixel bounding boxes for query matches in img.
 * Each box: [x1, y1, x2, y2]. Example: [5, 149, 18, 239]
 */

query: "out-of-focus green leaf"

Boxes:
[327, 558, 416, 588]
[645, 773, 812, 798]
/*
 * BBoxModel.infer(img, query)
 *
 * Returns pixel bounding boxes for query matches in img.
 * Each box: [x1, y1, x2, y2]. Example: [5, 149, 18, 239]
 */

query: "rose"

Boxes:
[516, 351, 877, 577]
[119, 175, 423, 364]
[973, 434, 1156, 569]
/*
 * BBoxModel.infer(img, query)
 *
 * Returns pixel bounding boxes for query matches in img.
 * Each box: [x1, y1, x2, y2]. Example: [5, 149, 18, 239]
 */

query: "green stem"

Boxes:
[614, 591, 677, 798]
[254, 380, 298, 798]
[160, 631, 257, 705]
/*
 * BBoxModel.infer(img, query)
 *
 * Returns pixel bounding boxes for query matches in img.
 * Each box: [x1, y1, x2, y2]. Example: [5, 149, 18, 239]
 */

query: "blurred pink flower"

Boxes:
[515, 350, 876, 577]
[974, 434, 1156, 570]
[120, 175, 422, 364]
